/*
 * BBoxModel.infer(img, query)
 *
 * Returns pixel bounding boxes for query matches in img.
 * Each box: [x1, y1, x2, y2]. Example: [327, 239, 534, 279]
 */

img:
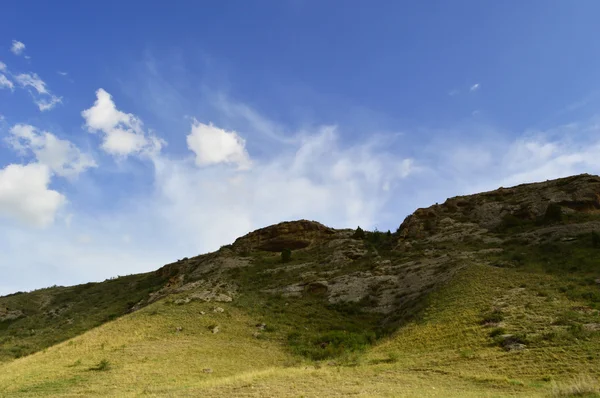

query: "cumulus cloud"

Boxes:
[187, 121, 252, 170]
[8, 124, 97, 178]
[14, 73, 62, 111]
[0, 74, 13, 90]
[81, 89, 164, 157]
[0, 163, 66, 227]
[10, 40, 25, 56]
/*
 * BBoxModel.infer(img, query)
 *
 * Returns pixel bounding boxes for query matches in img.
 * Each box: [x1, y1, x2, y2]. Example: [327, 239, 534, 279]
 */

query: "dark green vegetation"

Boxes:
[0, 272, 167, 362]
[225, 249, 387, 361]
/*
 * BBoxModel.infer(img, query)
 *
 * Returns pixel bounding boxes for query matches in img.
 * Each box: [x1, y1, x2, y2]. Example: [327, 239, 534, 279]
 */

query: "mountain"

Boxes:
[1, 174, 599, 397]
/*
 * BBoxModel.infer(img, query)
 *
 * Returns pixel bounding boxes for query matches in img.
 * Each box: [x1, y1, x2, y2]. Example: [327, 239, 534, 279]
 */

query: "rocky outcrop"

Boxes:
[232, 220, 336, 253]
[398, 174, 600, 239]
[0, 307, 24, 322]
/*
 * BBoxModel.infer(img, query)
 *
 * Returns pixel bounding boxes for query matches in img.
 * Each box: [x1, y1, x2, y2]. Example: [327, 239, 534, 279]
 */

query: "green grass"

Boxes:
[0, 271, 167, 362]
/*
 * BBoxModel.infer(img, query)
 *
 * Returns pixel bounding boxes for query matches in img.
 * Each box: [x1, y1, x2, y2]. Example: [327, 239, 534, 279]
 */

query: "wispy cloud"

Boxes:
[10, 40, 26, 56]
[14, 72, 62, 111]
[470, 83, 480, 92]
[0, 74, 14, 91]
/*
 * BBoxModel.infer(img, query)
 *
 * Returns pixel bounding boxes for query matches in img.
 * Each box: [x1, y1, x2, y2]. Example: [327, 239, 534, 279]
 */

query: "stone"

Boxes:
[175, 327, 183, 332]
[211, 326, 220, 334]
[0, 308, 24, 322]
[213, 307, 224, 313]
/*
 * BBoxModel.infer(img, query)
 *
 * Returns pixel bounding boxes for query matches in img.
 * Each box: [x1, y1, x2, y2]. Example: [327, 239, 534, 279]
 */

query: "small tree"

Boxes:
[544, 203, 563, 224]
[281, 248, 292, 263]
[352, 226, 366, 239]
[592, 231, 600, 248]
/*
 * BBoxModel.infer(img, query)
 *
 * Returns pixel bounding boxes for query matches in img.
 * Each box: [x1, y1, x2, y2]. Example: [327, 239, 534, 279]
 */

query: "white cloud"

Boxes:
[470, 83, 480, 92]
[10, 40, 25, 56]
[15, 73, 48, 94]
[14, 73, 62, 111]
[57, 71, 68, 76]
[186, 121, 251, 170]
[0, 62, 6, 72]
[0, 163, 66, 228]
[82, 89, 164, 157]
[8, 124, 97, 178]
[0, 74, 13, 91]
[36, 96, 62, 111]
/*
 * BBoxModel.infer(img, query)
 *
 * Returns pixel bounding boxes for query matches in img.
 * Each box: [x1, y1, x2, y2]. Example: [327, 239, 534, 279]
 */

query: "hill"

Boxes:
[1, 174, 600, 397]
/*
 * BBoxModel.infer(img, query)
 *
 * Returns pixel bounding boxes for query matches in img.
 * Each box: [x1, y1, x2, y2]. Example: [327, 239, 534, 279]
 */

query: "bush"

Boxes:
[592, 231, 600, 248]
[89, 359, 111, 371]
[489, 327, 506, 338]
[481, 309, 504, 324]
[352, 226, 365, 239]
[288, 330, 376, 360]
[281, 248, 292, 263]
[544, 203, 563, 224]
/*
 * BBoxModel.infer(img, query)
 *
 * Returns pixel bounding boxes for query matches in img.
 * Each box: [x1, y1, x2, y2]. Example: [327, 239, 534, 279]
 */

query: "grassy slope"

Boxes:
[0, 271, 167, 362]
[1, 251, 599, 397]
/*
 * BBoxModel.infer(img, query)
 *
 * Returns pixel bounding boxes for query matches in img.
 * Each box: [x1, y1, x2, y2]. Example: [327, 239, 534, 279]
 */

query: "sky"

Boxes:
[2, 1, 600, 295]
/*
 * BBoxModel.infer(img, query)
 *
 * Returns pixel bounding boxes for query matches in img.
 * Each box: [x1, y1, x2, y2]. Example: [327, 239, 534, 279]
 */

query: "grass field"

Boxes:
[1, 259, 598, 397]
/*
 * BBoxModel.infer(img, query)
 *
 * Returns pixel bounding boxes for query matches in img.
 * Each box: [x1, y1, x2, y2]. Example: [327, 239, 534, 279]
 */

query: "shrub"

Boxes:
[281, 248, 292, 263]
[288, 330, 376, 360]
[544, 203, 563, 224]
[481, 309, 504, 324]
[352, 226, 365, 239]
[592, 231, 600, 248]
[89, 359, 111, 371]
[489, 327, 506, 338]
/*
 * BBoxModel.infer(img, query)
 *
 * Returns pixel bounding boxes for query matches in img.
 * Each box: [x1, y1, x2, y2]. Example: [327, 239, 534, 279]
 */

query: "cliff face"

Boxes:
[397, 174, 600, 240]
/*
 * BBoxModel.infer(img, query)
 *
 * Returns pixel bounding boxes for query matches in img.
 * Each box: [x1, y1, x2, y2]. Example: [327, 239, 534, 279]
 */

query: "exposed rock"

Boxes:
[584, 323, 600, 331]
[213, 307, 224, 313]
[211, 326, 220, 334]
[175, 326, 183, 332]
[0, 308, 24, 322]
[505, 343, 526, 351]
[256, 323, 266, 330]
[232, 220, 335, 253]
[397, 174, 600, 239]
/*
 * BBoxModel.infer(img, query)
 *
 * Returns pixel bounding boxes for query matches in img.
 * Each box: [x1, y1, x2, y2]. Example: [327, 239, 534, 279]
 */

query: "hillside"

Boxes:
[1, 174, 600, 397]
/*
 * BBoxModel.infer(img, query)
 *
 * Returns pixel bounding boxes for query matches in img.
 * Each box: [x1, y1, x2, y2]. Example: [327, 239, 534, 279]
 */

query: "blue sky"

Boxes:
[2, 1, 600, 294]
